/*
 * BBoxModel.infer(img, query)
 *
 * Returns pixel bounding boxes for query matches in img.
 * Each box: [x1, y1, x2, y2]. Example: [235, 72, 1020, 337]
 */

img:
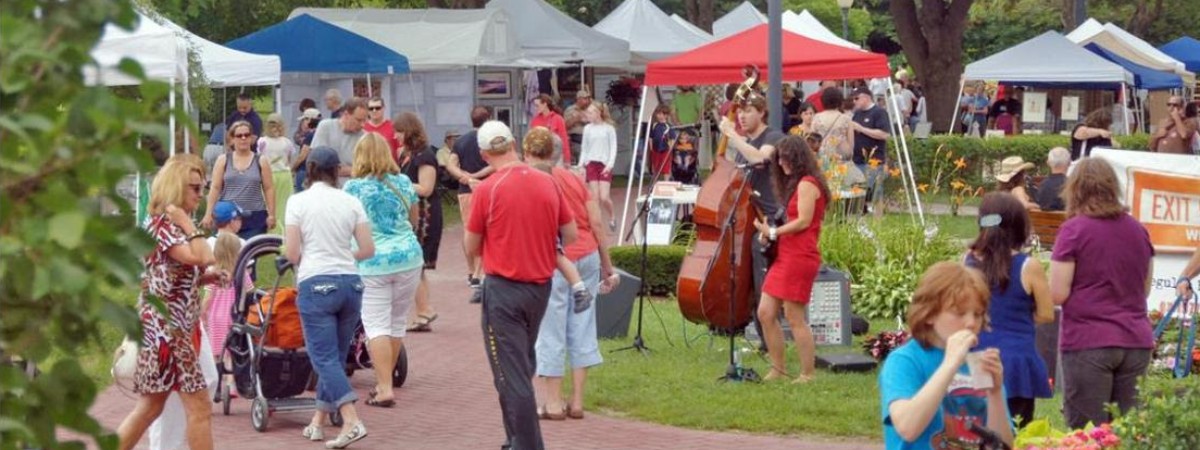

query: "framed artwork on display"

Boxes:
[476, 72, 512, 100]
[353, 78, 382, 98]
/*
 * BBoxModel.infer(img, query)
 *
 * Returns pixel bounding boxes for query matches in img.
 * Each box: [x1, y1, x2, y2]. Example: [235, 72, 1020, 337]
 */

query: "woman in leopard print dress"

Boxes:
[118, 156, 227, 450]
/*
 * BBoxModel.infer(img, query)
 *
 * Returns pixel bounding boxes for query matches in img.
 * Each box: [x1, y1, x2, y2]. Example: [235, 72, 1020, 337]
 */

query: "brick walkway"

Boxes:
[88, 217, 878, 449]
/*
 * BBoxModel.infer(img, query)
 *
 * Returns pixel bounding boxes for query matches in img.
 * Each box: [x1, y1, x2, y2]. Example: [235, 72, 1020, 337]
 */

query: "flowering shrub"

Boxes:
[605, 76, 642, 108]
[862, 330, 909, 362]
[1015, 420, 1120, 450]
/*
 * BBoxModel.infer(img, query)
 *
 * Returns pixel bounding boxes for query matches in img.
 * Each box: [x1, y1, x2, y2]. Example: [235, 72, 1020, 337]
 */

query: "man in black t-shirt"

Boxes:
[448, 105, 495, 293]
[717, 91, 783, 334]
[850, 87, 891, 216]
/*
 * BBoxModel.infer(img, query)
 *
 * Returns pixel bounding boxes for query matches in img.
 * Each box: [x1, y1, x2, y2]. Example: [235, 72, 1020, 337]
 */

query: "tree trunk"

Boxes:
[890, 0, 973, 133]
[684, 0, 715, 34]
[1125, 0, 1164, 37]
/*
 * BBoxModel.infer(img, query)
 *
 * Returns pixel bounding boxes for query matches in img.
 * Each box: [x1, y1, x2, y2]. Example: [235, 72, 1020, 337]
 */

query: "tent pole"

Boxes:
[169, 77, 176, 158]
[618, 86, 649, 245]
[408, 73, 421, 117]
[367, 73, 373, 97]
[275, 84, 282, 114]
[949, 78, 965, 134]
[884, 80, 913, 222]
[1122, 83, 1132, 135]
[888, 80, 924, 224]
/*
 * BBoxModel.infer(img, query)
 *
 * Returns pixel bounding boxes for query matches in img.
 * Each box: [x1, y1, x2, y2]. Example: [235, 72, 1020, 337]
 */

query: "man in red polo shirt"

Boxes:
[465, 120, 576, 450]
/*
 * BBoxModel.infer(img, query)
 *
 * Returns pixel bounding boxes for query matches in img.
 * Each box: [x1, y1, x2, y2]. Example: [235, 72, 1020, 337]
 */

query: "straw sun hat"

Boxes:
[994, 156, 1035, 183]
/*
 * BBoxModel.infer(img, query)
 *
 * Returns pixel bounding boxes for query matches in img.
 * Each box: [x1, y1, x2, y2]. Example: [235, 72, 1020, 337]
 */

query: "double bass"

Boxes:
[676, 66, 761, 331]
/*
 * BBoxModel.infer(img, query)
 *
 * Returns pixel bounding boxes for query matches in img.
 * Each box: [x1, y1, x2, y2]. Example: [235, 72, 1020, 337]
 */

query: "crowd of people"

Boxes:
[115, 77, 1199, 450]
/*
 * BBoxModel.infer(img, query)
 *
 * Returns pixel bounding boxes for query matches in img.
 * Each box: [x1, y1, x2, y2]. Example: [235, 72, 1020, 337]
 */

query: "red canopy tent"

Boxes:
[644, 24, 890, 86]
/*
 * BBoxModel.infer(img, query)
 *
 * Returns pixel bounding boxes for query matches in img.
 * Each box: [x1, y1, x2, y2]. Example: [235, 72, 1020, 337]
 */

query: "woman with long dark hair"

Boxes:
[394, 112, 443, 331]
[754, 135, 830, 382]
[966, 192, 1054, 428]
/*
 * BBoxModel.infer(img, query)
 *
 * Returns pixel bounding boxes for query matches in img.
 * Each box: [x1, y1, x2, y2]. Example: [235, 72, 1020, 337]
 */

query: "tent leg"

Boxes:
[169, 77, 176, 158]
[275, 84, 282, 115]
[618, 86, 649, 245]
[887, 80, 924, 224]
[1122, 83, 1132, 136]
[948, 78, 965, 134]
[408, 73, 421, 117]
[367, 73, 373, 97]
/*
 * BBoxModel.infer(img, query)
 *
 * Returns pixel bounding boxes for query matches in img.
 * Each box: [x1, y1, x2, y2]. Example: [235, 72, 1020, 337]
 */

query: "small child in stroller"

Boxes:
[671, 129, 698, 185]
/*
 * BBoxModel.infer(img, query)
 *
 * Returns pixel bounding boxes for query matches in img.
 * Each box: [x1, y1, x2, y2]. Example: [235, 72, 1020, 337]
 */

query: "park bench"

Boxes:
[1029, 210, 1068, 250]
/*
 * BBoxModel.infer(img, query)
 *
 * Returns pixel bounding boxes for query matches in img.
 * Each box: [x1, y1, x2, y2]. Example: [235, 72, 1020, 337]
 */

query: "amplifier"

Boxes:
[816, 353, 878, 373]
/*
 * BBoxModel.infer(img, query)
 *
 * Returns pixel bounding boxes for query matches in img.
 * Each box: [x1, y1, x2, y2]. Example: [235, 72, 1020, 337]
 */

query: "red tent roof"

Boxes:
[644, 24, 890, 86]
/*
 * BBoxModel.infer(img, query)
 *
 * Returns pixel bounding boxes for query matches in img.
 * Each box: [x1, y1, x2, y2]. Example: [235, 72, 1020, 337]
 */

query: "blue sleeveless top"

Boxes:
[968, 252, 1052, 399]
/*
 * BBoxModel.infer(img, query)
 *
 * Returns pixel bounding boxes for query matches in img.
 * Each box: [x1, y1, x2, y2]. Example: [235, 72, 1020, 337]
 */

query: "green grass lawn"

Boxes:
[587, 297, 1067, 439]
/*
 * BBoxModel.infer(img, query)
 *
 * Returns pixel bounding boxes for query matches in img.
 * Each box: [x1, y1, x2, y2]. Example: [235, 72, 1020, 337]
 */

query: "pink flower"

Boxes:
[1100, 434, 1120, 447]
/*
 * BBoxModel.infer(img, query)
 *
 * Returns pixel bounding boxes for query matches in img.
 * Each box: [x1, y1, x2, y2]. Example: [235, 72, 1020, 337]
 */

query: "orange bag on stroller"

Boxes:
[247, 287, 305, 349]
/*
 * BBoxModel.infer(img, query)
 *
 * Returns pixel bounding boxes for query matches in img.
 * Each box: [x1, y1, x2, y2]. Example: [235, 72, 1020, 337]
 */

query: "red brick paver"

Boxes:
[87, 219, 877, 449]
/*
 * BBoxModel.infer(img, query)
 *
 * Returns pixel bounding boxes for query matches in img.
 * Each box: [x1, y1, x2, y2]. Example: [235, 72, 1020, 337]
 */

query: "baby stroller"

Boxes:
[216, 235, 408, 432]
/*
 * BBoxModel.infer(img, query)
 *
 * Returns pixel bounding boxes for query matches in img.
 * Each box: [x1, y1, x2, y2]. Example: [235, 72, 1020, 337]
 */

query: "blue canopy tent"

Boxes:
[227, 14, 409, 74]
[1160, 36, 1200, 74]
[1085, 43, 1183, 90]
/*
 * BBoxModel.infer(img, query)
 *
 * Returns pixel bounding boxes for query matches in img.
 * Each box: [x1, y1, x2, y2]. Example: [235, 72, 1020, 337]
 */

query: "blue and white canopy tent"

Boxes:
[954, 31, 1135, 134]
[1160, 36, 1200, 75]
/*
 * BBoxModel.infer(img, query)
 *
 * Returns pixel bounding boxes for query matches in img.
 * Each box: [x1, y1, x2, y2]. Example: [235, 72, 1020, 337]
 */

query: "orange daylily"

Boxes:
[954, 157, 967, 170]
[888, 167, 901, 177]
[950, 180, 966, 190]
[837, 164, 848, 175]
[851, 187, 866, 195]
[918, 183, 929, 193]
[868, 158, 882, 169]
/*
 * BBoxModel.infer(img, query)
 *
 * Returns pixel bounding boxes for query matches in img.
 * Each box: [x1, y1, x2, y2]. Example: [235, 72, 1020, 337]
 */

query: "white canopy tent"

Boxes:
[1067, 19, 1195, 86]
[87, 12, 187, 88]
[955, 31, 1135, 133]
[593, 0, 712, 62]
[159, 17, 280, 88]
[713, 1, 766, 39]
[291, 8, 530, 71]
[782, 10, 860, 49]
[486, 0, 630, 67]
[670, 14, 713, 40]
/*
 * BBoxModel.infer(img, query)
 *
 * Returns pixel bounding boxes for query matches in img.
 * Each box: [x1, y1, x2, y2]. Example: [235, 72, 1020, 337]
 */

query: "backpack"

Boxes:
[247, 287, 305, 349]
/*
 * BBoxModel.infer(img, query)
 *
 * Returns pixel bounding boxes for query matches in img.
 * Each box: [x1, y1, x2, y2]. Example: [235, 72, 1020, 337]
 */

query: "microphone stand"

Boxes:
[717, 163, 760, 383]
[615, 123, 678, 355]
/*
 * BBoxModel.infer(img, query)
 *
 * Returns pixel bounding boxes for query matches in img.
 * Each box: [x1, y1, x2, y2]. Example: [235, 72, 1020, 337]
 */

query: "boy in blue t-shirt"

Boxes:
[879, 262, 1014, 449]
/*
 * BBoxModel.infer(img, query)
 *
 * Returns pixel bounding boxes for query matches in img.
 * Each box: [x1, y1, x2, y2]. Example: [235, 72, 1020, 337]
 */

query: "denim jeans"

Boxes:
[297, 274, 363, 413]
[535, 252, 602, 376]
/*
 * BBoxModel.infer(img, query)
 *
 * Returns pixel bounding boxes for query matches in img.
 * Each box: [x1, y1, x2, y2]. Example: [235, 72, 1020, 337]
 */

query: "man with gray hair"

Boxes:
[324, 88, 344, 119]
[1035, 146, 1071, 211]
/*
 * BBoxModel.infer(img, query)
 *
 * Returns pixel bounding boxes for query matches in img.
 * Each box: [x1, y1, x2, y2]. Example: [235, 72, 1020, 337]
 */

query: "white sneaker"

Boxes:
[302, 424, 324, 441]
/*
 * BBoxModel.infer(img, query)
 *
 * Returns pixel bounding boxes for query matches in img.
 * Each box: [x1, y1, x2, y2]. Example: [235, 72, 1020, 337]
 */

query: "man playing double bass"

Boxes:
[716, 93, 784, 333]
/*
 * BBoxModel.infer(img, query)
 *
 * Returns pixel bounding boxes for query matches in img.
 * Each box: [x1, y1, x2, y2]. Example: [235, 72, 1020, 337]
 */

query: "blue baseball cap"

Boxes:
[213, 201, 249, 225]
[307, 146, 341, 171]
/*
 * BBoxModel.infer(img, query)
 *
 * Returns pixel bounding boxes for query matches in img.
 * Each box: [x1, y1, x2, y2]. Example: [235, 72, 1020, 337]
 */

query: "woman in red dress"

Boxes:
[754, 135, 830, 383]
[530, 94, 572, 167]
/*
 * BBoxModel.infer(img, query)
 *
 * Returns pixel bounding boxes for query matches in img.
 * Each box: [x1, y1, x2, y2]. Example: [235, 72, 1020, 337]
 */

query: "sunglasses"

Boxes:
[188, 183, 204, 194]
[368, 106, 384, 111]
[1168, 103, 1182, 108]
[234, 133, 253, 139]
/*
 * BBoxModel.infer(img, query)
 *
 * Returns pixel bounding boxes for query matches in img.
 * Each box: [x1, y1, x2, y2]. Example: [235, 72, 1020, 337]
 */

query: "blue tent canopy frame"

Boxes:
[1085, 43, 1183, 90]
[1160, 36, 1200, 74]
[226, 14, 409, 74]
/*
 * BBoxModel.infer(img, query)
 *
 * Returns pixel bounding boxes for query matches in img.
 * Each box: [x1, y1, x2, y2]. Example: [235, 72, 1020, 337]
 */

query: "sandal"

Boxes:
[365, 397, 395, 408]
[538, 403, 566, 420]
[406, 313, 438, 332]
[567, 406, 584, 420]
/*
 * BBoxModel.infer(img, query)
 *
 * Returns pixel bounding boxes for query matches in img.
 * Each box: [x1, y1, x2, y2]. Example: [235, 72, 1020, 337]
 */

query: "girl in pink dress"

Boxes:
[202, 232, 249, 390]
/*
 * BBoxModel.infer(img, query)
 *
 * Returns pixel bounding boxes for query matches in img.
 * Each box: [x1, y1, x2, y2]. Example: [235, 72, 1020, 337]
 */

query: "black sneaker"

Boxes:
[469, 288, 483, 304]
[572, 288, 592, 313]
[468, 275, 482, 289]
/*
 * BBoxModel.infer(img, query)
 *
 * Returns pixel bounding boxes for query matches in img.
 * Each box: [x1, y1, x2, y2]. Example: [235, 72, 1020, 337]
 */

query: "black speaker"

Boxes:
[595, 268, 642, 339]
[815, 353, 878, 373]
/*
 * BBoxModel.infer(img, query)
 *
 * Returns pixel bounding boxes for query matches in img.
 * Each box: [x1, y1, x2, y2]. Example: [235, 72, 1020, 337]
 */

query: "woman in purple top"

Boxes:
[1049, 157, 1154, 429]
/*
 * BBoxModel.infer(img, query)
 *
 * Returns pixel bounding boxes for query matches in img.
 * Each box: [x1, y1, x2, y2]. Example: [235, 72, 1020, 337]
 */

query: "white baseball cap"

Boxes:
[476, 120, 515, 151]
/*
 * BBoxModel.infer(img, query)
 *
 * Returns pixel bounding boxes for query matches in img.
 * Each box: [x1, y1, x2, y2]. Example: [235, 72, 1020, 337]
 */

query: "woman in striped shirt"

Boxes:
[202, 120, 276, 239]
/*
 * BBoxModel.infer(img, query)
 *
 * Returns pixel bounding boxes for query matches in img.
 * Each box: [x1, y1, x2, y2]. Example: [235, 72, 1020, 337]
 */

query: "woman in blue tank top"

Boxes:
[966, 192, 1055, 428]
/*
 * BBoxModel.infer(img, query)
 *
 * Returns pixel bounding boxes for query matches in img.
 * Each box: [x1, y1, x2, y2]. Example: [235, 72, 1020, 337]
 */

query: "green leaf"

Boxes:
[48, 211, 87, 249]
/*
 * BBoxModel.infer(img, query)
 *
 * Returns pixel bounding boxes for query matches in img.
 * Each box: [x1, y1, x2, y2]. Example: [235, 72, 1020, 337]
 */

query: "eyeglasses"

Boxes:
[1167, 103, 1182, 108]
[368, 106, 384, 111]
[187, 183, 204, 194]
[234, 133, 253, 139]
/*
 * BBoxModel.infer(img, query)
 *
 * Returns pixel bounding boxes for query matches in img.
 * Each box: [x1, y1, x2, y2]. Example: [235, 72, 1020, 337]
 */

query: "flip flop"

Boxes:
[418, 313, 438, 325]
[365, 397, 395, 408]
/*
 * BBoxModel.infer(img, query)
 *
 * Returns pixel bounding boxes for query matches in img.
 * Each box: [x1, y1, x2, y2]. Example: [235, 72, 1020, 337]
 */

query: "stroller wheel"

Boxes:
[330, 410, 344, 427]
[392, 346, 408, 388]
[251, 396, 269, 432]
[222, 383, 232, 416]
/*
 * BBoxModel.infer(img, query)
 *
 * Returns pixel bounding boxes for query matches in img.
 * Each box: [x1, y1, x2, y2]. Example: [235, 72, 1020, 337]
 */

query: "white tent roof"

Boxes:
[593, 0, 712, 61]
[782, 10, 860, 50]
[713, 1, 766, 39]
[670, 14, 713, 40]
[486, 0, 630, 67]
[291, 8, 530, 70]
[88, 13, 187, 86]
[964, 31, 1133, 86]
[1066, 18, 1194, 84]
[159, 16, 280, 87]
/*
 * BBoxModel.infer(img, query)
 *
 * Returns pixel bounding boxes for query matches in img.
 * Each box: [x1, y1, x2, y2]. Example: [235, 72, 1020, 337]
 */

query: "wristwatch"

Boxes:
[768, 227, 778, 241]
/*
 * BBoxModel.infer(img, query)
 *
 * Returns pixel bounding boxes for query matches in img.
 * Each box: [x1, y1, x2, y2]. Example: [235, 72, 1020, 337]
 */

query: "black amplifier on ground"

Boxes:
[815, 353, 878, 373]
